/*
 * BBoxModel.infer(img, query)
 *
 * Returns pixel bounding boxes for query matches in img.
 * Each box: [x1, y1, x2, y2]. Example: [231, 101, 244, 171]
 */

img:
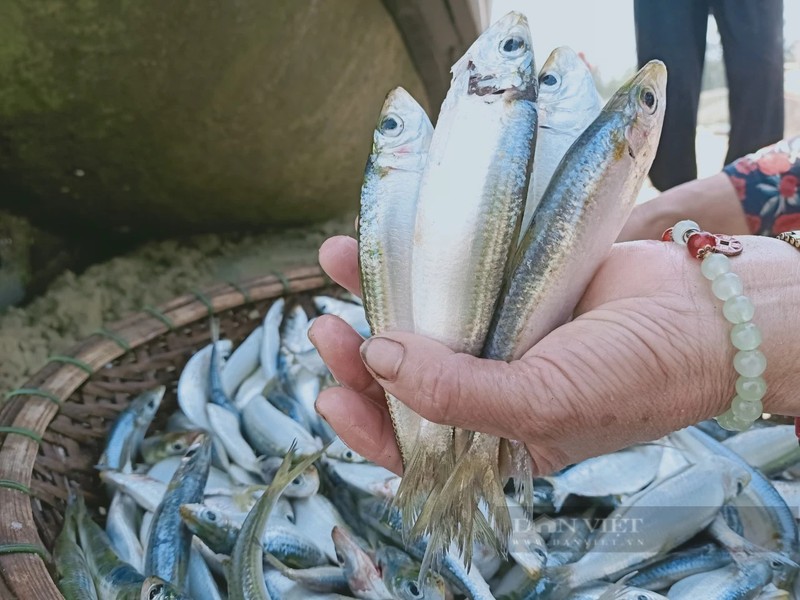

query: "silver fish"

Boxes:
[402, 10, 539, 564]
[358, 86, 433, 469]
[541, 445, 663, 511]
[313, 296, 371, 339]
[722, 425, 800, 477]
[667, 558, 773, 600]
[228, 447, 323, 600]
[260, 298, 285, 381]
[331, 526, 392, 599]
[106, 492, 144, 571]
[521, 45, 602, 239]
[100, 386, 165, 473]
[467, 60, 667, 532]
[547, 455, 749, 592]
[222, 324, 264, 398]
[145, 434, 212, 589]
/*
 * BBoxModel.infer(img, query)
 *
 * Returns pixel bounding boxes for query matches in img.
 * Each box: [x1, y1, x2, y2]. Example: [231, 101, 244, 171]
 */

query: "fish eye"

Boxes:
[149, 584, 164, 600]
[148, 400, 157, 410]
[292, 477, 302, 485]
[344, 450, 353, 460]
[205, 510, 217, 522]
[736, 481, 745, 495]
[639, 87, 656, 113]
[637, 595, 649, 600]
[500, 35, 526, 56]
[287, 514, 295, 524]
[533, 548, 546, 559]
[405, 580, 422, 598]
[171, 442, 185, 452]
[379, 114, 404, 138]
[540, 73, 559, 87]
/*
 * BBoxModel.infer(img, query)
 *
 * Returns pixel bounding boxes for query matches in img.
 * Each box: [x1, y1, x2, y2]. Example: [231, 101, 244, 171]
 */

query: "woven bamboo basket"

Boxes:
[0, 265, 333, 599]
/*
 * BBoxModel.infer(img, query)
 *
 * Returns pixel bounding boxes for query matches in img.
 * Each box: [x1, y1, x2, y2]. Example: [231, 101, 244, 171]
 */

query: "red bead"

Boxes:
[661, 227, 673, 242]
[686, 231, 716, 259]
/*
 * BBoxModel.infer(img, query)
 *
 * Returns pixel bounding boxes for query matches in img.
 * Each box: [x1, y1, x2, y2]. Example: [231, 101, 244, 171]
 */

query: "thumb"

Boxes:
[359, 332, 532, 437]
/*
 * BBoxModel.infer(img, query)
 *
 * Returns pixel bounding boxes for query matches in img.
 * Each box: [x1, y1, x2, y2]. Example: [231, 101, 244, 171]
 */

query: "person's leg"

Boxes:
[634, 0, 710, 191]
[712, 0, 784, 164]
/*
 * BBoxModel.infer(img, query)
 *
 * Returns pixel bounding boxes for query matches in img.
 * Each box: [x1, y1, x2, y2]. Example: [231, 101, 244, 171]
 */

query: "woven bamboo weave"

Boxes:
[0, 265, 332, 599]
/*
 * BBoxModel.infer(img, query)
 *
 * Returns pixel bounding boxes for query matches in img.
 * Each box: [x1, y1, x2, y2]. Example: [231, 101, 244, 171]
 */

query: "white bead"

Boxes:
[672, 220, 700, 246]
[723, 295, 755, 324]
[711, 272, 743, 301]
[733, 349, 767, 378]
[701, 253, 731, 281]
[731, 396, 763, 422]
[730, 322, 762, 351]
[735, 376, 767, 402]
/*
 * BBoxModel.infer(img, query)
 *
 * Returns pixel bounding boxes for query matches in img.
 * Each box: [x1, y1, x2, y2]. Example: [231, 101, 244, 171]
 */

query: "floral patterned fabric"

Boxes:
[723, 136, 800, 236]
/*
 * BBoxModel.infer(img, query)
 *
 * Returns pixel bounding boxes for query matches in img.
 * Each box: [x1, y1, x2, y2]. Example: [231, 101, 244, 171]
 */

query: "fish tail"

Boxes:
[415, 433, 511, 570]
[505, 438, 535, 511]
[392, 424, 455, 539]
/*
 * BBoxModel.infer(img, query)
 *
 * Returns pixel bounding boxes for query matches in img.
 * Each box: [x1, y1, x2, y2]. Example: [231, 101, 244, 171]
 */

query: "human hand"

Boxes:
[310, 234, 800, 476]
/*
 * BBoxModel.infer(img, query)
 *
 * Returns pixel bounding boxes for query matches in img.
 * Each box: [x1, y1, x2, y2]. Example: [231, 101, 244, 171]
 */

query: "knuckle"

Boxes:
[414, 353, 465, 424]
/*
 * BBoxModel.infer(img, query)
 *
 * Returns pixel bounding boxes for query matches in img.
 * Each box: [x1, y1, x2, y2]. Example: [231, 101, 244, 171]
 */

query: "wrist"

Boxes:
[728, 236, 800, 417]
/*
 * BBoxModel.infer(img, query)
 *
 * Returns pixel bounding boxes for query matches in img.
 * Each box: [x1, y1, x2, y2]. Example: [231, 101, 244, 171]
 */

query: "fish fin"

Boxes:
[594, 572, 638, 600]
[414, 433, 510, 578]
[538, 477, 569, 512]
[392, 425, 455, 539]
[729, 547, 799, 569]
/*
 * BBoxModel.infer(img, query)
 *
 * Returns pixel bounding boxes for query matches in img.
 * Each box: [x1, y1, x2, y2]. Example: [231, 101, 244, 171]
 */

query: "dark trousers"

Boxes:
[634, 0, 784, 191]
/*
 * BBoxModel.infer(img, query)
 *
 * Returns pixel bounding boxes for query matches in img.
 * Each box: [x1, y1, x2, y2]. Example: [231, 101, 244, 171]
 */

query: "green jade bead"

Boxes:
[711, 272, 743, 301]
[735, 376, 767, 401]
[723, 295, 755, 324]
[701, 253, 731, 280]
[716, 409, 752, 432]
[731, 396, 763, 421]
[730, 322, 762, 351]
[733, 349, 767, 378]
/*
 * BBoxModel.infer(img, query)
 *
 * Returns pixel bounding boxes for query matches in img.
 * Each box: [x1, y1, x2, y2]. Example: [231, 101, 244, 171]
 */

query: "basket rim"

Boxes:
[0, 264, 330, 599]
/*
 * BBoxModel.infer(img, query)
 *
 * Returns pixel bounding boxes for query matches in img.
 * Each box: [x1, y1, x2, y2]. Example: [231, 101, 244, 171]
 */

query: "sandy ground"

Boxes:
[0, 216, 353, 393]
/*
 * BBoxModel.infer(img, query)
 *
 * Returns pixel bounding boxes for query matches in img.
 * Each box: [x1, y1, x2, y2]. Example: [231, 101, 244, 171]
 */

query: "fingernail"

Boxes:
[360, 337, 404, 382]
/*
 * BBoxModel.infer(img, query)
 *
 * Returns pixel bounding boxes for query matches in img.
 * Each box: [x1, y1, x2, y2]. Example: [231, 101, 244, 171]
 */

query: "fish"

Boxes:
[187, 543, 224, 600]
[260, 298, 285, 381]
[227, 446, 324, 600]
[241, 393, 321, 457]
[485, 58, 666, 360]
[402, 10, 539, 565]
[263, 552, 351, 594]
[74, 493, 148, 600]
[139, 576, 192, 600]
[99, 386, 165, 472]
[375, 545, 447, 600]
[722, 425, 800, 477]
[673, 427, 800, 588]
[625, 543, 732, 591]
[540, 445, 663, 511]
[54, 495, 99, 600]
[222, 324, 264, 398]
[209, 318, 240, 416]
[358, 86, 433, 470]
[260, 456, 320, 497]
[667, 558, 773, 599]
[461, 59, 667, 536]
[331, 526, 393, 599]
[145, 433, 212, 589]
[207, 402, 260, 473]
[544, 455, 750, 593]
[140, 430, 203, 465]
[293, 494, 353, 564]
[314, 296, 371, 339]
[106, 492, 145, 571]
[520, 45, 602, 239]
[179, 503, 328, 569]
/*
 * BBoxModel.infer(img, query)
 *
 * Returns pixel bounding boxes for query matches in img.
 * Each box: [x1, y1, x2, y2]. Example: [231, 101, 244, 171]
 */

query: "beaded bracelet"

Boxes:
[664, 220, 766, 432]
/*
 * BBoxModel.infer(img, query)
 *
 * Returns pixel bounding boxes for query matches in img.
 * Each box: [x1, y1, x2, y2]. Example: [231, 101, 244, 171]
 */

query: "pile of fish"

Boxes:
[54, 10, 800, 600]
[56, 293, 800, 599]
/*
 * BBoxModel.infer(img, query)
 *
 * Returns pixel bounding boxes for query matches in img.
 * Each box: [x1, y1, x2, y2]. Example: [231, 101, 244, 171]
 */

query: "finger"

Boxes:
[308, 315, 385, 404]
[358, 332, 530, 438]
[319, 236, 361, 297]
[316, 386, 403, 474]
